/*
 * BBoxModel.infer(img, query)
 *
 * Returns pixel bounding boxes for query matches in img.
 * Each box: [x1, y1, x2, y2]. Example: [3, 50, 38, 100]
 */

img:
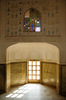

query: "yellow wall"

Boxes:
[6, 62, 27, 91]
[11, 62, 27, 86]
[7, 62, 59, 88]
[41, 62, 59, 87]
[6, 64, 11, 92]
[6, 62, 66, 96]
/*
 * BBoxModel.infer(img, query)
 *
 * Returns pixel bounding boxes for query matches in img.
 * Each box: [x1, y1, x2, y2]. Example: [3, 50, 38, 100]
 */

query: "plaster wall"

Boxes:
[42, 63, 58, 87]
[11, 62, 27, 86]
[0, 0, 65, 64]
[6, 64, 11, 92]
[6, 43, 59, 63]
[0, 0, 66, 95]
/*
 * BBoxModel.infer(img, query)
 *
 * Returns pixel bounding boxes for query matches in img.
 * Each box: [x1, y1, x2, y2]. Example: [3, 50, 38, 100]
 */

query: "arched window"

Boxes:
[24, 8, 41, 32]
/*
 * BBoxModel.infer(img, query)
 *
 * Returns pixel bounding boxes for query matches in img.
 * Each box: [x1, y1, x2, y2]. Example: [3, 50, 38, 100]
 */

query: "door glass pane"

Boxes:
[33, 76, 36, 80]
[29, 71, 32, 74]
[33, 61, 36, 65]
[29, 76, 32, 79]
[29, 61, 32, 65]
[37, 71, 40, 75]
[37, 66, 40, 70]
[33, 71, 36, 75]
[37, 61, 40, 65]
[33, 66, 36, 70]
[37, 76, 40, 80]
[29, 66, 32, 70]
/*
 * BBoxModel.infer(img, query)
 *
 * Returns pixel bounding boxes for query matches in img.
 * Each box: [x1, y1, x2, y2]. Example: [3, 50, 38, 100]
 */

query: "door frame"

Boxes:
[27, 60, 41, 83]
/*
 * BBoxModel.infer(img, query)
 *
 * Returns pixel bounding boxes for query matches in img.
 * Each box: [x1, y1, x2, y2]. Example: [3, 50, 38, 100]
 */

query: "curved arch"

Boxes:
[24, 7, 41, 15]
[24, 7, 41, 17]
[24, 8, 41, 32]
[6, 42, 60, 94]
[6, 43, 59, 64]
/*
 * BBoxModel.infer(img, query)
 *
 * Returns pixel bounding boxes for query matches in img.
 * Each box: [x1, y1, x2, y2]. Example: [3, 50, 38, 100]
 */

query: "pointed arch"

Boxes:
[24, 8, 41, 32]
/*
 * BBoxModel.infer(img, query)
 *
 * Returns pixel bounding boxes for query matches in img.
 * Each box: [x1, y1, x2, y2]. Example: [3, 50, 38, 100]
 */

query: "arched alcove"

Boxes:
[6, 43, 59, 63]
[6, 43, 60, 94]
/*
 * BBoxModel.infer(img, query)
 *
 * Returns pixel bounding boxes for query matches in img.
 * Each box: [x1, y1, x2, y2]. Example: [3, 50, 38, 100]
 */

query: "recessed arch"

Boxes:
[6, 42, 60, 94]
[24, 8, 41, 32]
[6, 43, 59, 63]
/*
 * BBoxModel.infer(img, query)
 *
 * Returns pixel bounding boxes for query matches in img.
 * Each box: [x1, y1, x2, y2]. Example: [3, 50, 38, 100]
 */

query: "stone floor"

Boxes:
[0, 84, 66, 100]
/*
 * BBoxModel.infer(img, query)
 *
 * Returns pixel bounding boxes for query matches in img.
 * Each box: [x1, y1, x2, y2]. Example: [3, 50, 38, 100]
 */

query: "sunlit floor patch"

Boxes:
[17, 90, 24, 93]
[3, 84, 65, 100]
[23, 90, 29, 94]
[5, 84, 33, 99]
[13, 90, 19, 93]
[6, 94, 13, 98]
[16, 94, 24, 98]
[11, 94, 18, 98]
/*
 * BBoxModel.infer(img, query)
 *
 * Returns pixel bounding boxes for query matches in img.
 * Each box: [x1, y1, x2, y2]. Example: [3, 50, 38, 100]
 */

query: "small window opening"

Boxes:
[24, 8, 41, 32]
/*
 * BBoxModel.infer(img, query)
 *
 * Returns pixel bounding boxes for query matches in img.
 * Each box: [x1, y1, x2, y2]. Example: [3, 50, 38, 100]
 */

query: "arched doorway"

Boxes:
[6, 43, 60, 94]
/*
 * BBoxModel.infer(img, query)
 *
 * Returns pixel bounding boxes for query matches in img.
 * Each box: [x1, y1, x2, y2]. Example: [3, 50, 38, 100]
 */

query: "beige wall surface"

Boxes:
[0, 0, 66, 96]
[6, 43, 59, 63]
[42, 62, 58, 87]
[0, 0, 66, 64]
[6, 62, 27, 90]
[11, 62, 27, 86]
[6, 64, 11, 91]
